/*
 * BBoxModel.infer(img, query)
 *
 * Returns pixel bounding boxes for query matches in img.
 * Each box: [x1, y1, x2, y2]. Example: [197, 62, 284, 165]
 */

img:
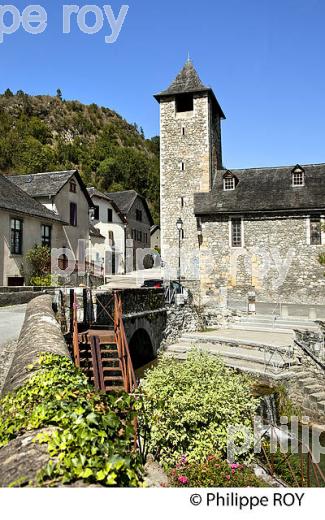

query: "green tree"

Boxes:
[4, 88, 13, 98]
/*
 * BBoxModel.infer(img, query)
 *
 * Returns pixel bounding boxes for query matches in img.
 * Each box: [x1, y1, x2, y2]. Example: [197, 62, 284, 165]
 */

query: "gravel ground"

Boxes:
[0, 340, 18, 395]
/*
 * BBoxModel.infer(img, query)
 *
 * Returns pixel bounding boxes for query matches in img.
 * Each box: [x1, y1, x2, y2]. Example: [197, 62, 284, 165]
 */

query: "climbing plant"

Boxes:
[0, 354, 144, 487]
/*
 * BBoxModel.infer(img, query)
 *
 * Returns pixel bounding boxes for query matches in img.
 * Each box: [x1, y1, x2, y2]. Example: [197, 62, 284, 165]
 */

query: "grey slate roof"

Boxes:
[0, 174, 67, 223]
[10, 170, 77, 197]
[10, 170, 93, 207]
[87, 187, 126, 223]
[106, 190, 138, 214]
[89, 223, 105, 239]
[150, 224, 160, 234]
[107, 190, 154, 226]
[158, 60, 208, 96]
[154, 60, 225, 119]
[194, 163, 325, 216]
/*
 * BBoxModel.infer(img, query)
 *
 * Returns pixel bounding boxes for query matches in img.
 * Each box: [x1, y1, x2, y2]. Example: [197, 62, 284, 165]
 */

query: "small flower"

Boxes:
[230, 463, 240, 470]
[226, 475, 231, 480]
[180, 455, 187, 464]
[178, 475, 189, 485]
[231, 469, 235, 474]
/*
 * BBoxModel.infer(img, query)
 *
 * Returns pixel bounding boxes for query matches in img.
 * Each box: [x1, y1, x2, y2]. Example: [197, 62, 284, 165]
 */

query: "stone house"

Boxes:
[107, 190, 154, 271]
[10, 170, 93, 268]
[150, 225, 161, 251]
[155, 60, 325, 306]
[87, 187, 127, 277]
[0, 174, 66, 286]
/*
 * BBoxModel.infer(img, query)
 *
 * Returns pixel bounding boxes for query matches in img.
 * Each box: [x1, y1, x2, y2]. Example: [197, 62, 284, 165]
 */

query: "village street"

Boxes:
[0, 304, 26, 391]
[0, 304, 26, 346]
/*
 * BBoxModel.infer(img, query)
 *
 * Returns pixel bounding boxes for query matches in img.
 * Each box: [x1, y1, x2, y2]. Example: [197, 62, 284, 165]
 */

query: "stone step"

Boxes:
[164, 345, 296, 381]
[299, 377, 319, 386]
[304, 384, 324, 394]
[179, 332, 291, 353]
[232, 324, 319, 334]
[310, 392, 325, 403]
[317, 401, 325, 412]
[166, 342, 294, 368]
[238, 315, 319, 325]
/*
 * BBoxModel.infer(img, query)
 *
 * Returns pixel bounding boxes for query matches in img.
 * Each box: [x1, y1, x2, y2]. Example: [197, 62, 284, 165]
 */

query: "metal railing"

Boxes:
[114, 291, 137, 393]
[257, 422, 325, 487]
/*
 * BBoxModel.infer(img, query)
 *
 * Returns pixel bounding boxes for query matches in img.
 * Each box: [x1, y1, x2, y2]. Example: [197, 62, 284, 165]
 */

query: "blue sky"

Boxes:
[0, 0, 324, 168]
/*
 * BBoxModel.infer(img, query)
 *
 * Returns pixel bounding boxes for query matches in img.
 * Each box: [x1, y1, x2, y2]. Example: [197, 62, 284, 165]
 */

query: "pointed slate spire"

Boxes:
[158, 59, 208, 97]
[154, 59, 225, 119]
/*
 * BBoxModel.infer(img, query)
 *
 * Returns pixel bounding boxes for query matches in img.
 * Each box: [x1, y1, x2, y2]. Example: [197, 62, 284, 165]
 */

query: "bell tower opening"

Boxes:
[176, 93, 194, 113]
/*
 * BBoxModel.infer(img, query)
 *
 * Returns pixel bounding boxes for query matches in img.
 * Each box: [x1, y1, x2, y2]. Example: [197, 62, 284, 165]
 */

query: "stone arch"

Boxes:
[128, 328, 155, 370]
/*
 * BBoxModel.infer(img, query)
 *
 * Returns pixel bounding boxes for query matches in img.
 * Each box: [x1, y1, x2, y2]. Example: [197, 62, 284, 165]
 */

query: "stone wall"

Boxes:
[199, 213, 325, 306]
[160, 303, 204, 348]
[0, 295, 70, 486]
[2, 294, 69, 395]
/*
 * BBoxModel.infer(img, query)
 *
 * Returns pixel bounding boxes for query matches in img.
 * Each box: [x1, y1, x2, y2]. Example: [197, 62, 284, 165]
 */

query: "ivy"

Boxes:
[0, 354, 144, 487]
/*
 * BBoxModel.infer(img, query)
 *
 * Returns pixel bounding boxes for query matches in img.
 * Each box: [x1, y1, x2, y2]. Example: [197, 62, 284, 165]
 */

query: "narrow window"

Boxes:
[180, 197, 184, 208]
[231, 218, 242, 248]
[69, 180, 77, 193]
[224, 177, 235, 191]
[292, 167, 305, 187]
[70, 202, 77, 226]
[10, 218, 23, 255]
[136, 209, 142, 222]
[93, 205, 99, 220]
[137, 230, 142, 242]
[108, 231, 114, 246]
[180, 161, 185, 172]
[107, 208, 113, 223]
[41, 225, 52, 248]
[310, 217, 322, 245]
[181, 126, 185, 136]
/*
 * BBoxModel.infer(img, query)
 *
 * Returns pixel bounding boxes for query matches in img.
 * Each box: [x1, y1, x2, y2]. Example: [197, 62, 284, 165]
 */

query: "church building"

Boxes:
[155, 60, 325, 307]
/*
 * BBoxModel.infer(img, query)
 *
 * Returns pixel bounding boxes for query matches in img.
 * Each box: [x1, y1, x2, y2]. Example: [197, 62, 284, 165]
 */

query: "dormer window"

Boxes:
[70, 180, 77, 193]
[292, 165, 305, 187]
[223, 172, 237, 191]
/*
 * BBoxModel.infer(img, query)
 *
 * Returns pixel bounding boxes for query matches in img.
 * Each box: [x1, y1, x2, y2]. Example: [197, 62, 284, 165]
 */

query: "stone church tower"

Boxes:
[155, 59, 225, 282]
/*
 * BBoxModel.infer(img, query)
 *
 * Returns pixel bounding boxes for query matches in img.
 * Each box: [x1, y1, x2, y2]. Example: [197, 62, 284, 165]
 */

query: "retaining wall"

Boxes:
[0, 295, 70, 486]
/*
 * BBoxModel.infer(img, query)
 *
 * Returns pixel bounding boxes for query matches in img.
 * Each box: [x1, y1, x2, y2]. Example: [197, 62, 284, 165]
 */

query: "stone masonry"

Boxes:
[199, 213, 325, 306]
[158, 65, 223, 281]
[157, 60, 325, 308]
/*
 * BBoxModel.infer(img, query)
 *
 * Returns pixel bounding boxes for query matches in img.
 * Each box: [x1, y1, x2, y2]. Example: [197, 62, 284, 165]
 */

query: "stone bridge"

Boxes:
[95, 289, 167, 369]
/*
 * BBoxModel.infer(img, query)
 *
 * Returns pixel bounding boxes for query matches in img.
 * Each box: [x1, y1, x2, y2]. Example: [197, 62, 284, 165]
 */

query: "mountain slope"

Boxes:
[0, 90, 160, 222]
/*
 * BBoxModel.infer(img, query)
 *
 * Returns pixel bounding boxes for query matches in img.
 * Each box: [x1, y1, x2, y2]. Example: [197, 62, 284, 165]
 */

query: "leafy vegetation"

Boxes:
[138, 350, 258, 468]
[0, 354, 144, 487]
[0, 91, 160, 222]
[25, 245, 51, 285]
[169, 454, 265, 487]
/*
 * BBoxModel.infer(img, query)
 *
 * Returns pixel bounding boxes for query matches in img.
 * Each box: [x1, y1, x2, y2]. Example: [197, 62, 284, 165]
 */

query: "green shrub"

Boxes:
[29, 275, 53, 287]
[169, 454, 265, 487]
[0, 354, 144, 487]
[138, 350, 258, 468]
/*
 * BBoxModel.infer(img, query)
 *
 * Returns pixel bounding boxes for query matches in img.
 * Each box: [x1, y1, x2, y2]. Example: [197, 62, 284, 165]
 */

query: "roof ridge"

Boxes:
[225, 162, 325, 172]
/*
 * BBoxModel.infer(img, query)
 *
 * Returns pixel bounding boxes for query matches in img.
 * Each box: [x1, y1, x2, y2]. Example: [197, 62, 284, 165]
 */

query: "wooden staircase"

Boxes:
[72, 291, 136, 394]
